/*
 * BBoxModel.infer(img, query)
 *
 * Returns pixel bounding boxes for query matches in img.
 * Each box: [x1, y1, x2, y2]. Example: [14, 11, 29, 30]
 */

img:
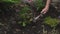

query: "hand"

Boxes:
[41, 7, 49, 14]
[26, 0, 33, 3]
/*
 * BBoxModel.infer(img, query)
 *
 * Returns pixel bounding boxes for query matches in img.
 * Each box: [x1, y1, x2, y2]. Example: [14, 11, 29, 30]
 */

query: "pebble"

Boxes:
[58, 16, 60, 19]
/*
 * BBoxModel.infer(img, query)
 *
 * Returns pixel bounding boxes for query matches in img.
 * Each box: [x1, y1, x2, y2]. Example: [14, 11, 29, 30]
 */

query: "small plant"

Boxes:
[17, 0, 45, 27]
[44, 16, 59, 27]
[34, 0, 45, 11]
[44, 16, 60, 34]
[2, 0, 45, 27]
[18, 4, 33, 27]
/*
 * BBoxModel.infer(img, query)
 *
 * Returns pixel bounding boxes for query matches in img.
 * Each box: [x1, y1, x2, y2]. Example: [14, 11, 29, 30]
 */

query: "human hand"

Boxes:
[41, 7, 49, 14]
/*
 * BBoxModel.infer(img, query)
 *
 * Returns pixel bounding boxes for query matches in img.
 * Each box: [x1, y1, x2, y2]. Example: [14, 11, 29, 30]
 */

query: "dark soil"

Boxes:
[0, 4, 60, 34]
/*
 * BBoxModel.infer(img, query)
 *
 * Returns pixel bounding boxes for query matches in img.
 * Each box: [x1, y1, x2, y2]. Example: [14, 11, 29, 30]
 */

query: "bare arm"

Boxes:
[45, 0, 51, 8]
[41, 0, 52, 14]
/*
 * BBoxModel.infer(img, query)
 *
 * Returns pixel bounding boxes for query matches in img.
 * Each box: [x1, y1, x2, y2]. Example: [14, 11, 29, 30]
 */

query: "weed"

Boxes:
[17, 0, 45, 27]
[34, 0, 45, 11]
[18, 4, 33, 27]
[44, 16, 59, 27]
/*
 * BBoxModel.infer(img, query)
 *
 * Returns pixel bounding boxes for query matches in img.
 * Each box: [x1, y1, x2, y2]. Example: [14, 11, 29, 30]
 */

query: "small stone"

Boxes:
[4, 31, 7, 34]
[38, 31, 40, 33]
[16, 29, 21, 32]
[23, 32, 24, 34]
[32, 26, 36, 28]
[13, 31, 16, 34]
[58, 16, 60, 19]
[0, 23, 2, 25]
[27, 29, 30, 31]
[0, 23, 4, 26]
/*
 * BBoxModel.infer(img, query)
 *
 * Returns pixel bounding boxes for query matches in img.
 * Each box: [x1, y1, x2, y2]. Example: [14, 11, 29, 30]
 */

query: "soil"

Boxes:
[0, 4, 60, 34]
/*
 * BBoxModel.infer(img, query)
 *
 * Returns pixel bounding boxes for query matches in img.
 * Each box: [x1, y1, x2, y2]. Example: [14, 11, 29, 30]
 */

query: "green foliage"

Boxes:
[34, 0, 45, 11]
[18, 4, 33, 27]
[0, 0, 21, 3]
[44, 16, 59, 27]
[0, 0, 45, 27]
[18, 0, 45, 27]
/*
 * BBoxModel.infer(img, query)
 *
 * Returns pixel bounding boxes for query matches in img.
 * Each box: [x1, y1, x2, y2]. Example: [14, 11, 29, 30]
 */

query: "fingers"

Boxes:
[41, 8, 48, 14]
[41, 9, 47, 14]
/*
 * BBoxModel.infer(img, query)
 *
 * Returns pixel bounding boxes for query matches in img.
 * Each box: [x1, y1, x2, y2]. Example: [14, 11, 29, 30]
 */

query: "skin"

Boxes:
[22, 0, 51, 14]
[41, 0, 51, 14]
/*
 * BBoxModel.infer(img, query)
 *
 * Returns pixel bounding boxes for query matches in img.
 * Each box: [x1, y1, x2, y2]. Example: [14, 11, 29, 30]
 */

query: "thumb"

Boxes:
[41, 10, 45, 14]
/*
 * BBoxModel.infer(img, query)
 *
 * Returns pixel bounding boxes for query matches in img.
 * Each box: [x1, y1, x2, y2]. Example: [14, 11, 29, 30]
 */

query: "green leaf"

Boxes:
[22, 22, 27, 27]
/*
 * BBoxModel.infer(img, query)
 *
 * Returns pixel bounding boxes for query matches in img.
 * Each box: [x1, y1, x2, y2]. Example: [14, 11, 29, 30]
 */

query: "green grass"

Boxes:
[0, 0, 21, 3]
[44, 16, 59, 27]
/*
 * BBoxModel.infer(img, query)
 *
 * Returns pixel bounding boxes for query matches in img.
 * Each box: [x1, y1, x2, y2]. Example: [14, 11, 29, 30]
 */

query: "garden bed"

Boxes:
[0, 1, 60, 34]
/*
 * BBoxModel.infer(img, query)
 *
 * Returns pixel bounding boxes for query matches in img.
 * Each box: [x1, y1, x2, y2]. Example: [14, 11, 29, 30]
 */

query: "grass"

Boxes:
[44, 16, 59, 27]
[0, 0, 21, 3]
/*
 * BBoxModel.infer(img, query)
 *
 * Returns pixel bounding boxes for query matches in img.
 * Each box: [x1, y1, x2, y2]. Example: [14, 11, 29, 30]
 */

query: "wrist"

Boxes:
[45, 5, 49, 8]
[45, 5, 49, 9]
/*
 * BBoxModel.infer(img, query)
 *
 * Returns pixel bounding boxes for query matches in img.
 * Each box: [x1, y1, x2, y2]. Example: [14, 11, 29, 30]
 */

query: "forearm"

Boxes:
[45, 0, 51, 8]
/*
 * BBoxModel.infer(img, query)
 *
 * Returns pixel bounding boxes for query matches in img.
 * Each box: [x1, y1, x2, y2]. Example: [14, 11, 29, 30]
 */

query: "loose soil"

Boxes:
[0, 4, 60, 34]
